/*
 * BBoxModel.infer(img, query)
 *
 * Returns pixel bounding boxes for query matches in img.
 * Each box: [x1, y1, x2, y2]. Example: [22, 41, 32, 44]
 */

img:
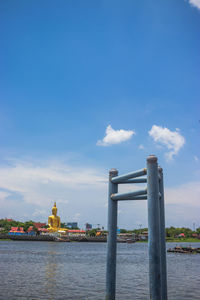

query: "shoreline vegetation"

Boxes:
[0, 219, 200, 243]
[0, 234, 200, 243]
[1, 239, 200, 243]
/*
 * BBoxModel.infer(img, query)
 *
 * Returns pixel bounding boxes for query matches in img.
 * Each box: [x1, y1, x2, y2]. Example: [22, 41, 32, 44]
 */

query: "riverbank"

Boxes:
[166, 238, 200, 243]
[1, 234, 199, 243]
[0, 234, 108, 242]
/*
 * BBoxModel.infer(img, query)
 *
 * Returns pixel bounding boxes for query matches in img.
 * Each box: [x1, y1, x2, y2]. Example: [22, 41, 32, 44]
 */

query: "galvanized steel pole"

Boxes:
[158, 167, 168, 300]
[106, 168, 118, 300]
[147, 155, 161, 300]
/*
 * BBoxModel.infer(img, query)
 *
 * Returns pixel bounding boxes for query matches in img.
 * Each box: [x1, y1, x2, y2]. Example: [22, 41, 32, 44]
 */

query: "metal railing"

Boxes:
[106, 155, 167, 300]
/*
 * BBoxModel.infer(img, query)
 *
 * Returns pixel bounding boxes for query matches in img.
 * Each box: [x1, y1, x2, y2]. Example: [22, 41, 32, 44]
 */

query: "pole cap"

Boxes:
[147, 155, 157, 163]
[109, 168, 118, 178]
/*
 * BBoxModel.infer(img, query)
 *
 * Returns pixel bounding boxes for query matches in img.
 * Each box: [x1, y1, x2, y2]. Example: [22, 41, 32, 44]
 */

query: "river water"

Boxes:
[0, 241, 200, 300]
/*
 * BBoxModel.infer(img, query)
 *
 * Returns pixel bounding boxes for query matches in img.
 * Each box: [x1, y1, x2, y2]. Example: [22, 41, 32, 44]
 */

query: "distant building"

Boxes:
[38, 228, 49, 234]
[9, 227, 26, 235]
[67, 230, 85, 237]
[27, 226, 35, 236]
[178, 233, 185, 238]
[33, 222, 46, 229]
[192, 233, 198, 238]
[28, 226, 49, 235]
[66, 222, 78, 229]
[85, 223, 92, 230]
[139, 231, 148, 241]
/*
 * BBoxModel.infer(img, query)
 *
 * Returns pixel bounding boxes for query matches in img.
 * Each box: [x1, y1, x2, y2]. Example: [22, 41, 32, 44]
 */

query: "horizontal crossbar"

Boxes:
[111, 188, 147, 200]
[113, 195, 147, 201]
[111, 168, 147, 184]
[119, 178, 147, 184]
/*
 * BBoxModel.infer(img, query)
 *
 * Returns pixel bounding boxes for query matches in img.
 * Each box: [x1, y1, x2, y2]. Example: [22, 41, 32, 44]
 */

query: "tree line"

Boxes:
[1, 219, 200, 238]
[119, 226, 200, 238]
[0, 219, 47, 234]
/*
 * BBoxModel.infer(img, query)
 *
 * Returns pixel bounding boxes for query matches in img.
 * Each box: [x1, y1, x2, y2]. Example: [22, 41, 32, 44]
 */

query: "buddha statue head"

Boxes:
[52, 202, 57, 216]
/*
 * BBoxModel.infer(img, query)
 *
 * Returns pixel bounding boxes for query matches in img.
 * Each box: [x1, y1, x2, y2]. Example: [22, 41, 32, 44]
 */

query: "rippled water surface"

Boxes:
[0, 241, 200, 300]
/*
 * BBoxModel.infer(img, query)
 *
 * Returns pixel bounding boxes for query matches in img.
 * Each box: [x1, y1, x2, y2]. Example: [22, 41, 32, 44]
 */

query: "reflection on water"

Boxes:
[45, 245, 58, 300]
[0, 241, 200, 300]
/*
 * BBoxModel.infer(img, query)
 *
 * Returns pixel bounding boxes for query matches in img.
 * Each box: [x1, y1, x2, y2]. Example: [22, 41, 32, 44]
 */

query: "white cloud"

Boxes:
[0, 158, 109, 225]
[149, 125, 185, 160]
[194, 156, 199, 162]
[1, 156, 199, 229]
[189, 0, 200, 10]
[97, 125, 135, 146]
[138, 144, 145, 150]
[0, 191, 11, 203]
[0, 159, 106, 207]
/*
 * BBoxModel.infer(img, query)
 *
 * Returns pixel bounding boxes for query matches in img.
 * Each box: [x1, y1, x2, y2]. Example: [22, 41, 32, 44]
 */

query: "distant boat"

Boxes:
[126, 239, 136, 243]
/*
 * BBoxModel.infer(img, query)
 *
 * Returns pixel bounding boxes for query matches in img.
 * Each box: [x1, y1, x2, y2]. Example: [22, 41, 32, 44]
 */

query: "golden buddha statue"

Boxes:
[48, 202, 61, 232]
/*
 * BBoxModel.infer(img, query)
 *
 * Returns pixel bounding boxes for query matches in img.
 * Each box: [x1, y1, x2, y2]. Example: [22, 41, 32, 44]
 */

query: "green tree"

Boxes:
[88, 229, 97, 237]
[196, 227, 200, 234]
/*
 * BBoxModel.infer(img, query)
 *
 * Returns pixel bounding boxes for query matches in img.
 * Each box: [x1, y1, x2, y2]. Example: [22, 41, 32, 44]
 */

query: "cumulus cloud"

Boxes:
[189, 0, 200, 10]
[149, 125, 185, 160]
[97, 125, 135, 146]
[1, 156, 199, 228]
[0, 159, 106, 207]
[0, 158, 109, 224]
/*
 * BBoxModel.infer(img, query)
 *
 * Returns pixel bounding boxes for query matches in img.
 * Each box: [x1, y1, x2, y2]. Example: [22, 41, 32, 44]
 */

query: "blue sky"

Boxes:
[0, 0, 200, 229]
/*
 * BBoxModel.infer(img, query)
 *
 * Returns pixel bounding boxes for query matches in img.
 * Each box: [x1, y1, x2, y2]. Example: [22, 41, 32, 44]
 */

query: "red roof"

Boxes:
[6, 219, 13, 222]
[33, 222, 46, 229]
[179, 233, 185, 237]
[10, 226, 25, 233]
[192, 233, 198, 237]
[10, 227, 24, 232]
[27, 226, 34, 232]
[11, 227, 18, 231]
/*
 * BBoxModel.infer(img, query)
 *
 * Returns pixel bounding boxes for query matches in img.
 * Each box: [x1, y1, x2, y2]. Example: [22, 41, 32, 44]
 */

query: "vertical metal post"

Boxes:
[106, 168, 118, 300]
[147, 155, 161, 300]
[158, 167, 168, 300]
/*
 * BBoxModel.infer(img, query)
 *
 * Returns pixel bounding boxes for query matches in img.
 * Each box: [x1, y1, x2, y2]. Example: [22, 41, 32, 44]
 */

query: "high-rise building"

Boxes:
[66, 222, 78, 229]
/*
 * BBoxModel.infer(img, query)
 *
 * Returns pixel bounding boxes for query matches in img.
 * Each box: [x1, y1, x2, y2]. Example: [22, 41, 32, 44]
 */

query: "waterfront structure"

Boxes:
[106, 155, 167, 300]
[38, 228, 49, 234]
[67, 230, 86, 237]
[9, 227, 26, 235]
